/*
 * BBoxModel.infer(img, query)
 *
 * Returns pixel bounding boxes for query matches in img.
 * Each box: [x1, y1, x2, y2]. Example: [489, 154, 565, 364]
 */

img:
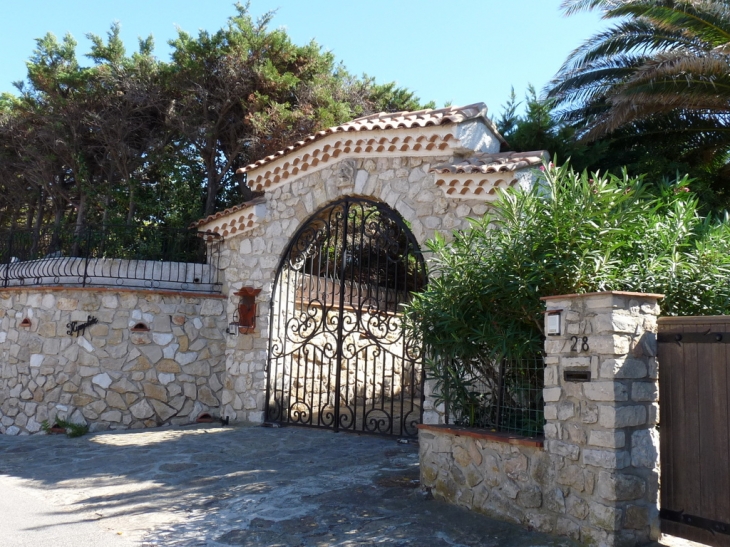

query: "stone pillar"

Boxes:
[542, 291, 662, 546]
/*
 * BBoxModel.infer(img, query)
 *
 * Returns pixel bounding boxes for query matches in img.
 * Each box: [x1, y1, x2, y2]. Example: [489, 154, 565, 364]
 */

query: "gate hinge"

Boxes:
[658, 330, 728, 345]
[661, 508, 730, 536]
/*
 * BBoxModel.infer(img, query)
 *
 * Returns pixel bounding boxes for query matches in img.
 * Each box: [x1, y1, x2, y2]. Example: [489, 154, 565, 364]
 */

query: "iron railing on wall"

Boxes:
[0, 225, 222, 293]
[446, 355, 544, 437]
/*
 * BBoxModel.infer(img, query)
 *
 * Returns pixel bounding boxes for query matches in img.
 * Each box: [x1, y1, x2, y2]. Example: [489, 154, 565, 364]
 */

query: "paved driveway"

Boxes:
[0, 425, 699, 547]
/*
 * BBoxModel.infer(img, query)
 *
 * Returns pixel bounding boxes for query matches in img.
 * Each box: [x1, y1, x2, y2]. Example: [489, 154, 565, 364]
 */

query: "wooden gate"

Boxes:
[658, 316, 730, 546]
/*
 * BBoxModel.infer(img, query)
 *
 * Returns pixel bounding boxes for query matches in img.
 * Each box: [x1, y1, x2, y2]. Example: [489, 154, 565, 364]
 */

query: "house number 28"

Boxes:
[570, 336, 590, 352]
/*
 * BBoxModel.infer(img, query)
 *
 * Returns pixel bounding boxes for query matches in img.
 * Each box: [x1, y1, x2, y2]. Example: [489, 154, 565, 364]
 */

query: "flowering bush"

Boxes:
[404, 161, 730, 429]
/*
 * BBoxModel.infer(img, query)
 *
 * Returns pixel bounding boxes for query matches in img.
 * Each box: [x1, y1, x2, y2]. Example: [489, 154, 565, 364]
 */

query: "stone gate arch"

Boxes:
[194, 102, 548, 428]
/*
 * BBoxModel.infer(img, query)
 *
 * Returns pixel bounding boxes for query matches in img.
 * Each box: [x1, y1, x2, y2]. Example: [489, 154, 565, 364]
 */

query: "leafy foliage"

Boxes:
[546, 0, 730, 203]
[497, 85, 730, 211]
[0, 3, 431, 234]
[496, 86, 608, 173]
[405, 161, 730, 429]
[41, 418, 90, 438]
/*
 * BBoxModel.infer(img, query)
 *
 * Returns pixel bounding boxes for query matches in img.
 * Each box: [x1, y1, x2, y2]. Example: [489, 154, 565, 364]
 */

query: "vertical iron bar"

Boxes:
[82, 226, 92, 287]
[444, 360, 451, 425]
[265, 266, 277, 421]
[496, 357, 507, 431]
[3, 228, 12, 288]
[264, 286, 275, 422]
[333, 200, 350, 433]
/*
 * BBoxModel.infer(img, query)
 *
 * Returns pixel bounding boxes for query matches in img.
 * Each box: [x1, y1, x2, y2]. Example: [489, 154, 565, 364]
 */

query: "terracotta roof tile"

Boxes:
[238, 102, 493, 174]
[192, 194, 265, 229]
[430, 151, 549, 175]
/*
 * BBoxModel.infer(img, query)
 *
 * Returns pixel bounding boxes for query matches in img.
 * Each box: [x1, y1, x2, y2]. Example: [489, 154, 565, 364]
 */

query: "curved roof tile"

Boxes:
[237, 102, 492, 174]
[192, 194, 265, 229]
[430, 151, 549, 175]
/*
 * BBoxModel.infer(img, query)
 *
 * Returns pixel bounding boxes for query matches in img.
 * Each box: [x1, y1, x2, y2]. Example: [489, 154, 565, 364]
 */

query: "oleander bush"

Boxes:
[405, 161, 730, 432]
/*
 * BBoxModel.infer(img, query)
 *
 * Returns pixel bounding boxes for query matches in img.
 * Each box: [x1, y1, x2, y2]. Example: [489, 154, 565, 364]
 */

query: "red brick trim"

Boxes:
[0, 285, 227, 299]
[417, 423, 544, 448]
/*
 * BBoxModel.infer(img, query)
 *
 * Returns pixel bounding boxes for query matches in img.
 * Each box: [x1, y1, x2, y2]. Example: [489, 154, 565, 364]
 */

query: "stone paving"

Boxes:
[0, 424, 580, 546]
[0, 425, 704, 546]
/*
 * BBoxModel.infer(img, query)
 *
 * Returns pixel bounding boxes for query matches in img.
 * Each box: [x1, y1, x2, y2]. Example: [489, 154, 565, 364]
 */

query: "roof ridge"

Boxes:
[237, 102, 493, 175]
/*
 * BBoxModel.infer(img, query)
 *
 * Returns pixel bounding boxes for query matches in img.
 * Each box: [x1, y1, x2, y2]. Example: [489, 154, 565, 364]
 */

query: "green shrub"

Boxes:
[41, 418, 90, 438]
[405, 161, 730, 431]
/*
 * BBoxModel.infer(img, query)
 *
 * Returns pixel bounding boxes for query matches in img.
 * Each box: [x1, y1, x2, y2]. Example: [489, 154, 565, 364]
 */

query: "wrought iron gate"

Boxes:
[265, 197, 427, 437]
[658, 316, 730, 547]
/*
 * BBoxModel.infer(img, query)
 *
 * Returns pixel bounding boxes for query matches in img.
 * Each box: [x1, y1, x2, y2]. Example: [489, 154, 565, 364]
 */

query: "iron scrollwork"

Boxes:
[265, 197, 427, 437]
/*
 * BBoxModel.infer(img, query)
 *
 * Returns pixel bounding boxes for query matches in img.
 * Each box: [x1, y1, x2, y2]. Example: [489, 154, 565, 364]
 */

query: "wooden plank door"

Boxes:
[659, 316, 730, 547]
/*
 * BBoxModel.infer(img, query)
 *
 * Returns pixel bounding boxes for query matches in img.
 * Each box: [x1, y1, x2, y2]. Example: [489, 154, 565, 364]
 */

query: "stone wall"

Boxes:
[419, 292, 662, 547]
[419, 427, 551, 526]
[218, 155, 490, 425]
[0, 287, 227, 435]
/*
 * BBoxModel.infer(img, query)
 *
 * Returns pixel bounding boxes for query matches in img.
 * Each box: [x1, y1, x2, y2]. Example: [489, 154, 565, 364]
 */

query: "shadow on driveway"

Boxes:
[0, 425, 580, 546]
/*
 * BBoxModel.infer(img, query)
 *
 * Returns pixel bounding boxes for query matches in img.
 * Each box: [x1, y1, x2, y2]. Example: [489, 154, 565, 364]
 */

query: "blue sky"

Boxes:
[1, 1, 607, 119]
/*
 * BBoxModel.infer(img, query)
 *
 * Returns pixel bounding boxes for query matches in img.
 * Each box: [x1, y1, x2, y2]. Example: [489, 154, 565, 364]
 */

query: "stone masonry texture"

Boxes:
[0, 288, 227, 435]
[419, 292, 662, 547]
[218, 155, 490, 425]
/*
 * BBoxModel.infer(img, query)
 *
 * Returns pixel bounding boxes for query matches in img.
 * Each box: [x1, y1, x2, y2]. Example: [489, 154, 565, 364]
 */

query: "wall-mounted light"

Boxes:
[228, 287, 261, 335]
[546, 311, 561, 336]
[226, 306, 240, 336]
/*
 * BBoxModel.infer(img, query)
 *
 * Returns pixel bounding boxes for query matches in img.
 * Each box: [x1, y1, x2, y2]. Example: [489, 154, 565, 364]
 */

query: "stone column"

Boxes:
[542, 291, 662, 547]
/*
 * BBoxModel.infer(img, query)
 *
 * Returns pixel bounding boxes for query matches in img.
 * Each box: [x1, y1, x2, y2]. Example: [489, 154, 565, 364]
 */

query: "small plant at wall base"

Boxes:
[41, 419, 90, 438]
[405, 161, 730, 435]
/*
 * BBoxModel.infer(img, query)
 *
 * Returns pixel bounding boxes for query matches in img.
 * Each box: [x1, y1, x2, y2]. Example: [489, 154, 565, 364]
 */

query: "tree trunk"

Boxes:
[72, 193, 87, 257]
[51, 200, 64, 254]
[102, 193, 110, 226]
[25, 199, 35, 230]
[31, 190, 44, 257]
[204, 165, 220, 217]
[126, 182, 135, 226]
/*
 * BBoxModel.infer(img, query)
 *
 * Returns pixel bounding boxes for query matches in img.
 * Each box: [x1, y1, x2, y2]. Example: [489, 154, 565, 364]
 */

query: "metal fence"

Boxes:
[0, 225, 222, 293]
[447, 355, 545, 437]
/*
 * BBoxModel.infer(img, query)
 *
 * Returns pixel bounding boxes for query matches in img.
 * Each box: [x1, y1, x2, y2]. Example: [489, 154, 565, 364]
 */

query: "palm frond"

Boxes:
[559, 19, 706, 75]
[561, 0, 624, 16]
[609, 2, 730, 46]
[550, 0, 730, 159]
[549, 54, 648, 105]
[586, 108, 730, 148]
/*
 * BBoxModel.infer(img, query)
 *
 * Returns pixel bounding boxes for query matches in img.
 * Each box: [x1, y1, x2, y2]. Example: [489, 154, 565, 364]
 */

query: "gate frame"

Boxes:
[264, 195, 428, 437]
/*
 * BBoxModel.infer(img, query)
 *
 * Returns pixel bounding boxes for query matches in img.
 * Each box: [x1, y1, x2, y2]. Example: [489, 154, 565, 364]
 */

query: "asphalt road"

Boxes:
[0, 474, 135, 547]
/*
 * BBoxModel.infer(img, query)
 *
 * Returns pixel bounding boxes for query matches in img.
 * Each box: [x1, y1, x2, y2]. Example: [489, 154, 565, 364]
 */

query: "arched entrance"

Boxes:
[265, 196, 427, 437]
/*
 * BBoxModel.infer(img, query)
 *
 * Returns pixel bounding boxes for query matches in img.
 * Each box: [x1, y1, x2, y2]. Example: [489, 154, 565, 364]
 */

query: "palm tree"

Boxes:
[548, 0, 730, 171]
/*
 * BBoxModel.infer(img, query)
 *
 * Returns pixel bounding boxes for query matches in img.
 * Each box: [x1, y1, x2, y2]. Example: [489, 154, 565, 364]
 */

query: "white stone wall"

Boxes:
[0, 288, 227, 435]
[218, 155, 490, 424]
